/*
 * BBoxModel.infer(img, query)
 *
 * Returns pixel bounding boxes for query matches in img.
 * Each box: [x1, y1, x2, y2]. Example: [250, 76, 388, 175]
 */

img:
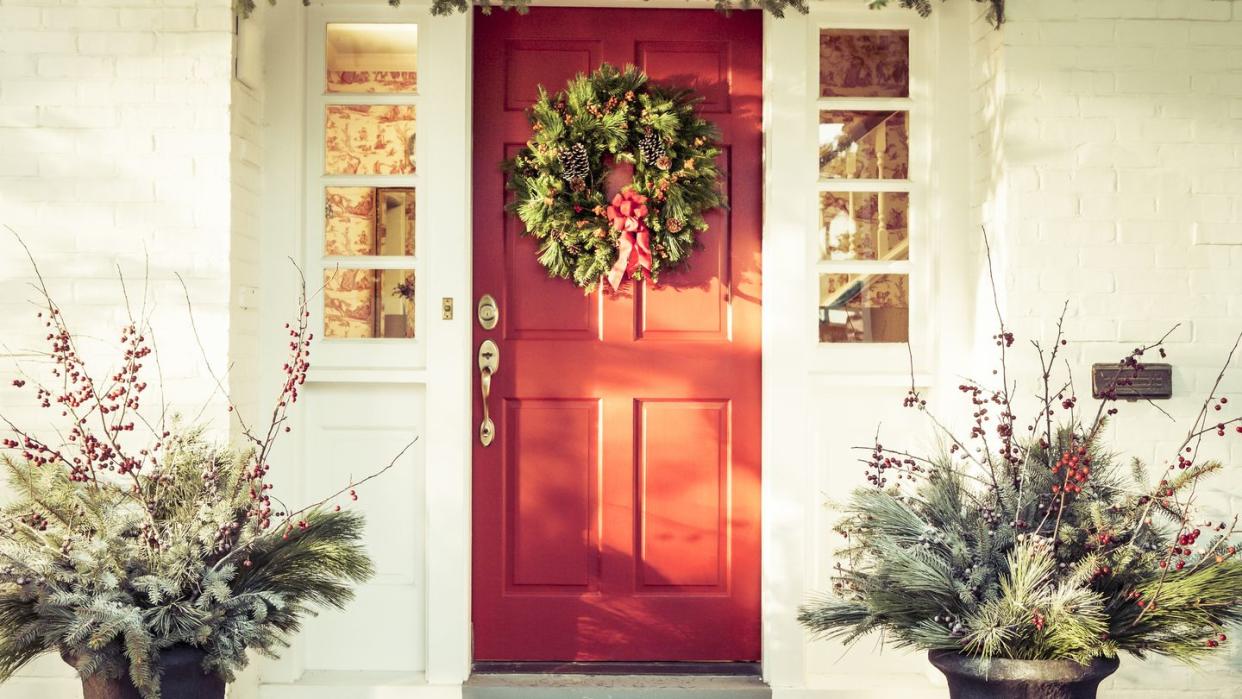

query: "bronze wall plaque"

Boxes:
[1091, 362, 1172, 400]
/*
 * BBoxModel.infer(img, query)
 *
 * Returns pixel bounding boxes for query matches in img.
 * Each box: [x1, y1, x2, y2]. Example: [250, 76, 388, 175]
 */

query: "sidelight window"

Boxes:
[316, 23, 419, 341]
[816, 28, 913, 344]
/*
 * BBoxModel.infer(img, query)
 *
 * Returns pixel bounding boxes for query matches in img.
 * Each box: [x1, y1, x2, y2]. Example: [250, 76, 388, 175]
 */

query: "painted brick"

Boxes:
[0, 31, 77, 53]
[40, 7, 118, 29]
[1157, 0, 1232, 21]
[1116, 20, 1191, 46]
[1194, 222, 1242, 245]
[1040, 20, 1117, 46]
[1118, 319, 1193, 343]
[1078, 0, 1161, 19]
[36, 55, 115, 79]
[78, 31, 158, 55]
[1078, 95, 1156, 118]
[0, 7, 42, 29]
[117, 8, 196, 30]
[1115, 70, 1190, 94]
[1190, 23, 1242, 46]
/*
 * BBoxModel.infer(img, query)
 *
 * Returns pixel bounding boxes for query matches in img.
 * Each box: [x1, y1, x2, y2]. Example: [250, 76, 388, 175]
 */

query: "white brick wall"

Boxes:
[2, 0, 1242, 697]
[982, 0, 1242, 694]
[0, 0, 248, 694]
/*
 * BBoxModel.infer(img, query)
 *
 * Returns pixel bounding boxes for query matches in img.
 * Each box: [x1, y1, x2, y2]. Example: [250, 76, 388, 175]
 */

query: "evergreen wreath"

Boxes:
[506, 64, 726, 291]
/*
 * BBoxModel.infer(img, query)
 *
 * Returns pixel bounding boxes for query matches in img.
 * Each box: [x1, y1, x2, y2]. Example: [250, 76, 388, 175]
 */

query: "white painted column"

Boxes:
[761, 11, 814, 693]
[421, 9, 475, 690]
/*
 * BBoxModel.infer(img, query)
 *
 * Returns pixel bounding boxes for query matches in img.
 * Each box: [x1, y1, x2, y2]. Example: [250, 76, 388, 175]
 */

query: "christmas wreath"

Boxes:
[506, 64, 726, 291]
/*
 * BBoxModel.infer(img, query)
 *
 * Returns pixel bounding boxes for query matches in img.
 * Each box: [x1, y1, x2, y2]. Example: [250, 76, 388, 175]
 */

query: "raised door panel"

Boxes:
[505, 40, 600, 111]
[637, 40, 731, 113]
[636, 400, 728, 590]
[505, 398, 600, 590]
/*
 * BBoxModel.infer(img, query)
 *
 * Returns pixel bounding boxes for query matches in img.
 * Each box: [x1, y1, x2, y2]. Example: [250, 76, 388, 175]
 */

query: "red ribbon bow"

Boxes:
[604, 187, 652, 290]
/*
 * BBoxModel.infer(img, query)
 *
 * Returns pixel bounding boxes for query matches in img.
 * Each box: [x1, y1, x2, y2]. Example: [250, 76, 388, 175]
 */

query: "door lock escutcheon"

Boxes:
[478, 339, 499, 447]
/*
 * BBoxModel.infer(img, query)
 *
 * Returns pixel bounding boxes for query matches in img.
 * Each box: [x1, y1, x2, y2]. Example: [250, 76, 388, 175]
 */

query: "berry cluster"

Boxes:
[1051, 447, 1090, 495]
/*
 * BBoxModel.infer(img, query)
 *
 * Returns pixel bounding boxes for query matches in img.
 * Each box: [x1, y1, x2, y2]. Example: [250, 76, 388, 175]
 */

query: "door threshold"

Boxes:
[471, 662, 761, 677]
[464, 670, 771, 699]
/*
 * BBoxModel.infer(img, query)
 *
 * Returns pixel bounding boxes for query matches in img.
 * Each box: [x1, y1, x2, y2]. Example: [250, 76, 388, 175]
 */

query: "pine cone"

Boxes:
[559, 142, 590, 182]
[638, 129, 667, 166]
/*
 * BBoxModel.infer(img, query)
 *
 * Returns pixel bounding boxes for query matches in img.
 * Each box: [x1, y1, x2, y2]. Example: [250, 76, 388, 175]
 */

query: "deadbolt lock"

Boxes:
[477, 294, 499, 330]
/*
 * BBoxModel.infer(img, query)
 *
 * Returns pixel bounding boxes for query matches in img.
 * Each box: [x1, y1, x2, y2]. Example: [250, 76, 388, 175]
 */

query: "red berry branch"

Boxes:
[1, 230, 414, 566]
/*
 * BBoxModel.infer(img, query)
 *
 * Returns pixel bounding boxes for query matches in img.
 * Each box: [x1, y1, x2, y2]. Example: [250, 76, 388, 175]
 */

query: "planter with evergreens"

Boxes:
[0, 247, 405, 698]
[799, 246, 1242, 698]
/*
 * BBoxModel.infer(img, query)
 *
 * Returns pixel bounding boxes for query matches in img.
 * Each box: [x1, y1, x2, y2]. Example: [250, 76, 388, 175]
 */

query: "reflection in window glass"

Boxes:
[326, 23, 418, 94]
[820, 111, 908, 180]
[324, 269, 415, 339]
[819, 273, 909, 343]
[325, 187, 415, 257]
[820, 191, 909, 262]
[325, 105, 416, 175]
[377, 189, 416, 256]
[820, 29, 910, 98]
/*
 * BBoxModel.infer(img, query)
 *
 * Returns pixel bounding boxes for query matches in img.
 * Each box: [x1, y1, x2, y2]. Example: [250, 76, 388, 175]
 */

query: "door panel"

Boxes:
[506, 398, 598, 589]
[473, 7, 762, 662]
[637, 399, 728, 590]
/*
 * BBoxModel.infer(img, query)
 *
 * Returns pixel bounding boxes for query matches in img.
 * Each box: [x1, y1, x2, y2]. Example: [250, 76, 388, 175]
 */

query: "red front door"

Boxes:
[471, 7, 762, 662]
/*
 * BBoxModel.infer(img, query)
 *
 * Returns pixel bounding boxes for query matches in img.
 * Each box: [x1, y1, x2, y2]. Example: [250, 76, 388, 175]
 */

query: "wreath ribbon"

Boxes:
[605, 189, 652, 290]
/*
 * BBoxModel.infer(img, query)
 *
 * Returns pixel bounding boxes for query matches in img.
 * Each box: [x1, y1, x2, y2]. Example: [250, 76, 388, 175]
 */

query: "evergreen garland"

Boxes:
[426, 0, 811, 17]
[506, 64, 725, 290]
[238, 0, 1006, 28]
[868, 0, 1004, 27]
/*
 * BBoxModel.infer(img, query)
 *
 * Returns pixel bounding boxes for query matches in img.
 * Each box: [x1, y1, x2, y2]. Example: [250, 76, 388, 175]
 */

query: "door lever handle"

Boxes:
[478, 340, 499, 446]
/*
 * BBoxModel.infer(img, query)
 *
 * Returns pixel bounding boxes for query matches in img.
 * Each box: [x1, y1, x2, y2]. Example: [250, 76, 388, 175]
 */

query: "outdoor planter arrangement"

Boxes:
[799, 246, 1242, 699]
[0, 244, 406, 698]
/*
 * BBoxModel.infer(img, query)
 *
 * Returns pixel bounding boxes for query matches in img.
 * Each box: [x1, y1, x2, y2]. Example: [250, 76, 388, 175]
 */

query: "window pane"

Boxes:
[325, 187, 415, 257]
[820, 111, 908, 179]
[325, 105, 416, 175]
[820, 29, 909, 98]
[819, 273, 909, 343]
[324, 269, 415, 339]
[820, 191, 909, 262]
[377, 189, 416, 256]
[326, 23, 417, 94]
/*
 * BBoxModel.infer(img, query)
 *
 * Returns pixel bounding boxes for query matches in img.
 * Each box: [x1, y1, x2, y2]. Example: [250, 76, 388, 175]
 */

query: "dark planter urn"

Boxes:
[63, 645, 225, 699]
[929, 650, 1119, 699]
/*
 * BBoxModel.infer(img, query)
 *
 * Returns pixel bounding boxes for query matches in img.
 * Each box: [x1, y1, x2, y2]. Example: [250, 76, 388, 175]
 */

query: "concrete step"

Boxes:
[463, 674, 771, 699]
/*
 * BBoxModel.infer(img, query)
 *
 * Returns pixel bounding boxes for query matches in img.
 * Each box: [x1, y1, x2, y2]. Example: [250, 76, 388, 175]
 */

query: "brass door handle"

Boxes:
[478, 340, 499, 446]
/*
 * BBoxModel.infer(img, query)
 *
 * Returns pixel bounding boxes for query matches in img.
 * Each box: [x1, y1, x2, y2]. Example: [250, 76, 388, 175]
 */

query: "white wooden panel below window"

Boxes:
[300, 382, 425, 673]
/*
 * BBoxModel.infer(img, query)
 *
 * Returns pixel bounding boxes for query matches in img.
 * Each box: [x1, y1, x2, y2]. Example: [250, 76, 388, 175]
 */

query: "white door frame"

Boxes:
[261, 1, 963, 694]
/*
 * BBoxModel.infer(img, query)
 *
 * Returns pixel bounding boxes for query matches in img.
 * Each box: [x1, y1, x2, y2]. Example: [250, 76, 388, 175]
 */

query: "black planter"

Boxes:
[64, 645, 225, 699]
[928, 650, 1119, 699]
